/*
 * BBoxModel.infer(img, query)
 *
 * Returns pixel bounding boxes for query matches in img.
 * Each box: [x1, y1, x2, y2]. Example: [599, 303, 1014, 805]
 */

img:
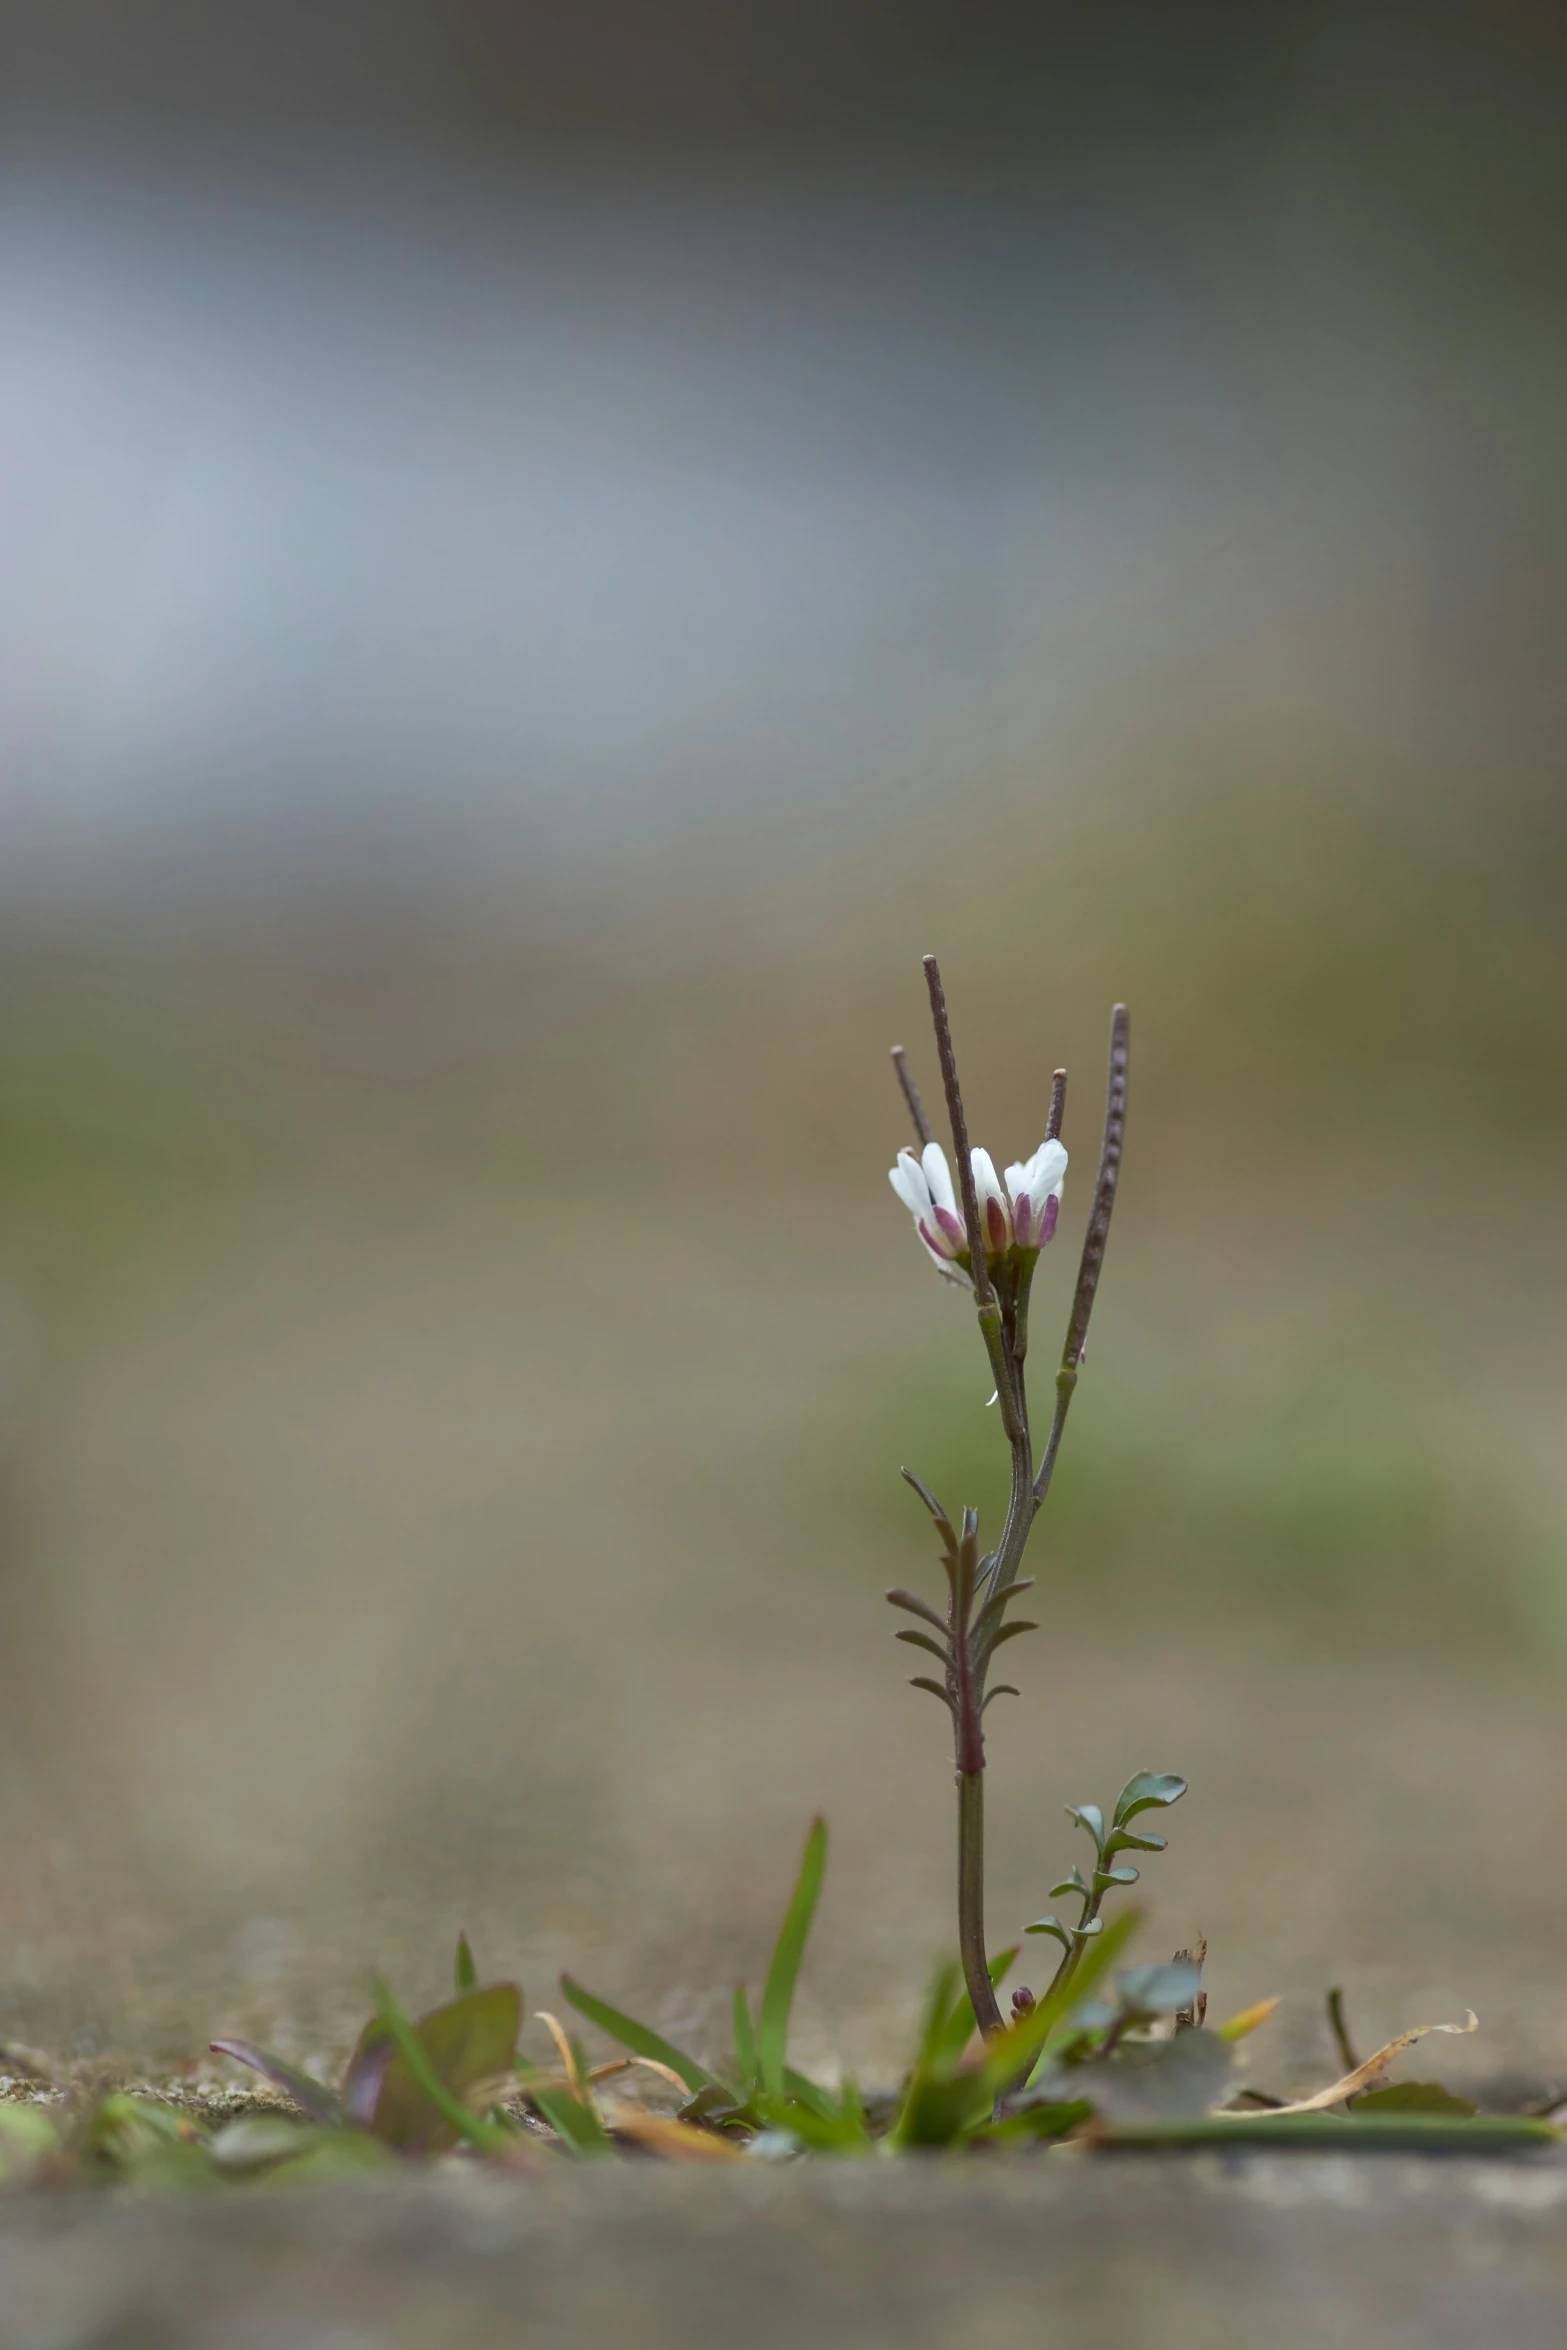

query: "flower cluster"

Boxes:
[889, 1136, 1066, 1286]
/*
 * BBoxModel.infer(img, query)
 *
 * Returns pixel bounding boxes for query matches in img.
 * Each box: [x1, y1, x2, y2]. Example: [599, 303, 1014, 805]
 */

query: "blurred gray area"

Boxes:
[5, 2160, 1567, 2350]
[0, 0, 1565, 2086]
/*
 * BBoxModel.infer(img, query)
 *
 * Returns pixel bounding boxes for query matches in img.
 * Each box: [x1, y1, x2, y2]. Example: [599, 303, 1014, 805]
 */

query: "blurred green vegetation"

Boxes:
[0, 975, 261, 1315]
[814, 1330, 1554, 1650]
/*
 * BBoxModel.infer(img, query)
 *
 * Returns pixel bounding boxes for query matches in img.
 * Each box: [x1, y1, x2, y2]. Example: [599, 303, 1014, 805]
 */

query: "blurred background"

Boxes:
[0, 0, 1564, 2096]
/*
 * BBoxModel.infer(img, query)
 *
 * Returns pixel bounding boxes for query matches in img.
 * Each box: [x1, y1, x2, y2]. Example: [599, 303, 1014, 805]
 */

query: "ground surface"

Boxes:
[4, 2154, 1567, 2350]
[2, 957, 1565, 2345]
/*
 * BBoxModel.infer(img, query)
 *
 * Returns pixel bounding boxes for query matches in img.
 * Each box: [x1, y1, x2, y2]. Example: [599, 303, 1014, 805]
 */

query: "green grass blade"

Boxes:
[888, 1963, 980, 2150]
[911, 1961, 963, 2074]
[454, 1933, 478, 1994]
[371, 1980, 511, 2155]
[755, 2084, 874, 2154]
[1091, 2112, 1561, 2150]
[517, 2065, 613, 2156]
[733, 1986, 759, 2092]
[782, 2065, 837, 2120]
[759, 1817, 828, 2100]
[560, 1974, 719, 2096]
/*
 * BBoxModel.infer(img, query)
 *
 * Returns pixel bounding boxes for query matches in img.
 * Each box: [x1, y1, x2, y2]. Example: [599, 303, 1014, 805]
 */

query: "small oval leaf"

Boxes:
[1104, 1828, 1167, 1857]
[1112, 1772, 1188, 1827]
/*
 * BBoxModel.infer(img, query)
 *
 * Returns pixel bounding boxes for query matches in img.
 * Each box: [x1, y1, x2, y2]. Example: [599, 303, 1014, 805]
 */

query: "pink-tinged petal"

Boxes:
[919, 1223, 971, 1286]
[970, 1147, 1012, 1247]
[1037, 1193, 1060, 1247]
[1013, 1194, 1033, 1248]
[933, 1204, 968, 1251]
[918, 1217, 956, 1263]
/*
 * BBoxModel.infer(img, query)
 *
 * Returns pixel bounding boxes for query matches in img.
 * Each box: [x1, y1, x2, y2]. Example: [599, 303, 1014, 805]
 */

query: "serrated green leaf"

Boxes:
[1050, 1869, 1091, 1900]
[1112, 1773, 1188, 1827]
[1067, 1804, 1105, 1851]
[758, 1816, 827, 2101]
[1025, 1916, 1073, 1951]
[559, 1976, 719, 2098]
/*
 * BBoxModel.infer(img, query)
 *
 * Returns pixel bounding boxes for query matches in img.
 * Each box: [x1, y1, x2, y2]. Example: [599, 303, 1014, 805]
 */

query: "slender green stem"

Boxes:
[977, 1419, 1037, 1668]
[1032, 1370, 1076, 1506]
[977, 1299, 1025, 1444]
[1041, 1874, 1106, 2006]
[957, 1772, 1003, 2039]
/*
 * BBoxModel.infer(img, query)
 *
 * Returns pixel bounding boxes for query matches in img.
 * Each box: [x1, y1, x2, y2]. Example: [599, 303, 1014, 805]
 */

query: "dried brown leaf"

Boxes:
[1263, 2013, 1478, 2116]
[611, 2111, 744, 2162]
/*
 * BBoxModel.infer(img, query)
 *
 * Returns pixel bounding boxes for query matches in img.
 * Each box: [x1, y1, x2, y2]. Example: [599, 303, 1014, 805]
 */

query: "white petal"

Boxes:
[920, 1141, 957, 1215]
[970, 1147, 1006, 1211]
[1023, 1138, 1068, 1205]
[889, 1151, 933, 1218]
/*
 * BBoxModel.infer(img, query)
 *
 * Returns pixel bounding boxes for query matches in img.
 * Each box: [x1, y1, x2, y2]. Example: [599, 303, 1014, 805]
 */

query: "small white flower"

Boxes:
[888, 1142, 970, 1279]
[970, 1148, 1013, 1257]
[889, 1133, 1068, 1281]
[1003, 1138, 1068, 1252]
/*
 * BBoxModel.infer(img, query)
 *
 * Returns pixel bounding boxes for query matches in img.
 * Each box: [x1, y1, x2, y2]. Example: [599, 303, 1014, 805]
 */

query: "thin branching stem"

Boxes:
[890, 1047, 935, 1149]
[1033, 1005, 1128, 1506]
[922, 955, 1024, 1440]
[922, 956, 992, 1315]
[1061, 1005, 1128, 1376]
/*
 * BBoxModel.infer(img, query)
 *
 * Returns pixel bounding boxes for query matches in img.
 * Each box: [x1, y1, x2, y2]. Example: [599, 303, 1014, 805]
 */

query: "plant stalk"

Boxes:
[956, 1771, 1003, 2039]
